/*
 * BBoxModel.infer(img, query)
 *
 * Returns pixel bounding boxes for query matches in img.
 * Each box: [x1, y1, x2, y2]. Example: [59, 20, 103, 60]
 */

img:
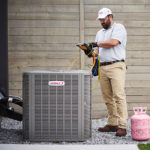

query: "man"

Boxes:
[93, 8, 128, 136]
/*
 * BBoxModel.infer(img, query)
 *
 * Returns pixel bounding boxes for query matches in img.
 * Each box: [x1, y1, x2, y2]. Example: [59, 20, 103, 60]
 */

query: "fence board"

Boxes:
[126, 74, 150, 80]
[8, 0, 80, 5]
[8, 58, 79, 67]
[85, 12, 150, 21]
[85, 5, 150, 13]
[85, 0, 147, 5]
[8, 28, 79, 36]
[127, 66, 150, 73]
[8, 43, 77, 51]
[8, 5, 79, 13]
[126, 87, 150, 96]
[127, 51, 150, 58]
[127, 43, 150, 50]
[128, 102, 150, 110]
[92, 102, 150, 111]
[126, 81, 150, 88]
[8, 12, 79, 20]
[8, 20, 79, 28]
[93, 87, 150, 96]
[93, 95, 150, 103]
[85, 20, 150, 28]
[85, 35, 150, 43]
[9, 51, 79, 59]
[8, 36, 79, 44]
[126, 59, 150, 66]
[85, 28, 150, 36]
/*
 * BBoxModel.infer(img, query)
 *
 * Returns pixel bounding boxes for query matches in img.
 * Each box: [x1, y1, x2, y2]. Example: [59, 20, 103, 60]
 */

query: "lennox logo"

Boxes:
[48, 81, 65, 86]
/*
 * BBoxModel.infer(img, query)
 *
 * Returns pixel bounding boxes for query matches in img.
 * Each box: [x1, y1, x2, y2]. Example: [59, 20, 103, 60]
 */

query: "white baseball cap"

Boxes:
[97, 8, 112, 20]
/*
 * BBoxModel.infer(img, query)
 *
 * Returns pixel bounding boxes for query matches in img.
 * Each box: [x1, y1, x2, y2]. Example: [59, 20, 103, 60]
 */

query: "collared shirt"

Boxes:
[95, 23, 127, 62]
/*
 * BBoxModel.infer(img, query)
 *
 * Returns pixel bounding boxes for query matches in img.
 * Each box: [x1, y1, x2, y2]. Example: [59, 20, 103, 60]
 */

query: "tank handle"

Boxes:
[133, 107, 147, 114]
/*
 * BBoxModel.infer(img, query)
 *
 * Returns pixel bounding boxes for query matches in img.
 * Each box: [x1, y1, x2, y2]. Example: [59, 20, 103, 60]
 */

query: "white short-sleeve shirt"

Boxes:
[95, 23, 127, 62]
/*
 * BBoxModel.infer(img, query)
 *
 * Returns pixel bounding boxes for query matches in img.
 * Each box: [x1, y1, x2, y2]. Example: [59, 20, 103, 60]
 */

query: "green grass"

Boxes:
[138, 143, 150, 150]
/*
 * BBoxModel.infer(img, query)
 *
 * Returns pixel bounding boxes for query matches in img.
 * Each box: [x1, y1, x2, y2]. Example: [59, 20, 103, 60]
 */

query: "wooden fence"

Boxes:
[8, 0, 150, 118]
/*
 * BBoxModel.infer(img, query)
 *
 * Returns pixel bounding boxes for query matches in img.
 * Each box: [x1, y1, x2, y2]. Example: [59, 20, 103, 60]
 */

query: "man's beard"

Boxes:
[101, 19, 111, 29]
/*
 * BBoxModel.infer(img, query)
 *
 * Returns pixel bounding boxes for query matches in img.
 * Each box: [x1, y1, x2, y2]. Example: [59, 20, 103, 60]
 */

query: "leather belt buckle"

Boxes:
[100, 60, 124, 66]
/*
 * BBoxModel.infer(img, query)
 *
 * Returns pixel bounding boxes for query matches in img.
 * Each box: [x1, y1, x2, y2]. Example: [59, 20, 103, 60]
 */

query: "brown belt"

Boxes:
[100, 60, 125, 66]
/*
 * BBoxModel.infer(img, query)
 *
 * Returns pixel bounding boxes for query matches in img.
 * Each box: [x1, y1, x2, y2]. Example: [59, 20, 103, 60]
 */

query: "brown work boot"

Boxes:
[98, 125, 118, 132]
[116, 128, 127, 136]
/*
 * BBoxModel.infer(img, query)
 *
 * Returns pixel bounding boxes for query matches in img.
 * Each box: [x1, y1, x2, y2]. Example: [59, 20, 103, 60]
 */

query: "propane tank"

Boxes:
[131, 107, 150, 141]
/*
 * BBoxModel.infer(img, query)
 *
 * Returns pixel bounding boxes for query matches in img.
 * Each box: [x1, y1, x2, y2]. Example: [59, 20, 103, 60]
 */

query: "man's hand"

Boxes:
[92, 49, 99, 57]
[88, 42, 98, 48]
[76, 43, 93, 57]
[97, 39, 120, 48]
[76, 42, 99, 58]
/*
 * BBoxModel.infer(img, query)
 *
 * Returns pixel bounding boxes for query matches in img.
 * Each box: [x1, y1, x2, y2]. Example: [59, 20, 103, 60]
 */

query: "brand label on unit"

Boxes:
[48, 81, 65, 86]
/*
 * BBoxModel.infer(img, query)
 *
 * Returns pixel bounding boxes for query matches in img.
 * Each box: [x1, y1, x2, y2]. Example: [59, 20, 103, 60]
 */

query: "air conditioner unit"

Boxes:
[23, 70, 92, 142]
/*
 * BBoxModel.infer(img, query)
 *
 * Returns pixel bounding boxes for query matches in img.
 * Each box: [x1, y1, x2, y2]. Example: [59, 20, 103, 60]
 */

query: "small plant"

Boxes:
[138, 143, 150, 150]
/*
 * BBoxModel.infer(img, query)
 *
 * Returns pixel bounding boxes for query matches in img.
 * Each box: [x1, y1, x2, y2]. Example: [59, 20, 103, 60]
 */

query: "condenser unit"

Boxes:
[23, 70, 92, 142]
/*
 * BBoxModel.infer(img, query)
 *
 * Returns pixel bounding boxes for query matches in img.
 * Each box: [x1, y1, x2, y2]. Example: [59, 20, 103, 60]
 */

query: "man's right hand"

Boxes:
[88, 42, 98, 48]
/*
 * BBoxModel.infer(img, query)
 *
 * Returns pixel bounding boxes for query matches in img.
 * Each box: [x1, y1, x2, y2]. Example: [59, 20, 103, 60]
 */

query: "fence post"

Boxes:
[80, 0, 85, 69]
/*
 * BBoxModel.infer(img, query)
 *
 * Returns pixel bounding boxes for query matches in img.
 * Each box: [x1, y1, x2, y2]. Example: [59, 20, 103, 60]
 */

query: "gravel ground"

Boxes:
[0, 118, 150, 144]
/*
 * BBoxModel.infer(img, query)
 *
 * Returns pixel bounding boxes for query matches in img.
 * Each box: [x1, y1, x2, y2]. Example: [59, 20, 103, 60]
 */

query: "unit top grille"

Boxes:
[23, 70, 91, 75]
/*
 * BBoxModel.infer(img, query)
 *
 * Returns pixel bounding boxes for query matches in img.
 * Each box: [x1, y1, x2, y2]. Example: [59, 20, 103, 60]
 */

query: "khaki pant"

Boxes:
[99, 62, 128, 129]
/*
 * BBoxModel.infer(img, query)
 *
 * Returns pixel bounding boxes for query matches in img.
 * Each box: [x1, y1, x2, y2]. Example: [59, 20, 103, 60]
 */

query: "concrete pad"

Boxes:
[0, 144, 139, 150]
